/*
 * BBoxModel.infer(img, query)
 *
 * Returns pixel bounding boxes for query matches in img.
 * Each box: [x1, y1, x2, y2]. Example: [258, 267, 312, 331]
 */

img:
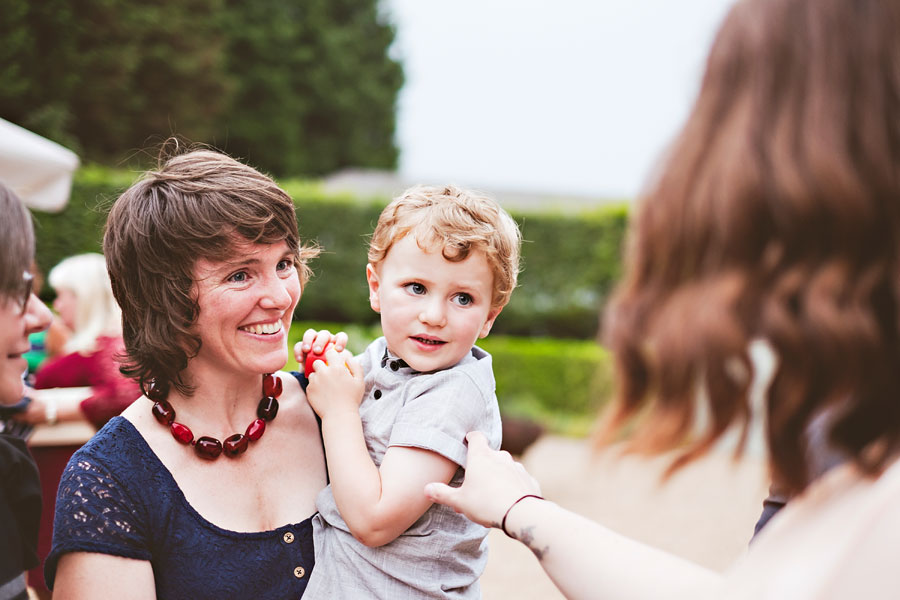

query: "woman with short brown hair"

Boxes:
[48, 149, 333, 599]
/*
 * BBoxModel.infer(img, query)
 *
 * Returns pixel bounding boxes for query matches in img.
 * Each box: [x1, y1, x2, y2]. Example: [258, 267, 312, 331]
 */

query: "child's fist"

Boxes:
[304, 342, 333, 375]
[295, 328, 349, 374]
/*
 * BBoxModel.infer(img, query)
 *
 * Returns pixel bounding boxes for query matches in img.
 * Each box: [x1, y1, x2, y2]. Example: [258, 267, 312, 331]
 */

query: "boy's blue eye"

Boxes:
[454, 293, 473, 306]
[406, 283, 426, 295]
[277, 258, 294, 271]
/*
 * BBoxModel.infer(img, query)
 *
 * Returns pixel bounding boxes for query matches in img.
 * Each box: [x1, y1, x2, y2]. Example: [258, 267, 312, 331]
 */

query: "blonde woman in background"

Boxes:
[45, 253, 118, 367]
[23, 262, 71, 375]
[12, 253, 139, 598]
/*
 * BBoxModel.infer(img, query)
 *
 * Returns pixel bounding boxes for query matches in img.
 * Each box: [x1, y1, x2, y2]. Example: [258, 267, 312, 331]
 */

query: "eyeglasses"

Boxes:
[18, 271, 34, 316]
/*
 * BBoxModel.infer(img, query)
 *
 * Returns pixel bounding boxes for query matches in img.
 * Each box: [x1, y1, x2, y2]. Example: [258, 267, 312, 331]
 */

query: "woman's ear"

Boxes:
[365, 263, 381, 313]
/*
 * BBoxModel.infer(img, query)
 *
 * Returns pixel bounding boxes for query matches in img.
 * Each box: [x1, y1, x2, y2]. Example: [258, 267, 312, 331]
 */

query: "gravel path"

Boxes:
[479, 435, 770, 599]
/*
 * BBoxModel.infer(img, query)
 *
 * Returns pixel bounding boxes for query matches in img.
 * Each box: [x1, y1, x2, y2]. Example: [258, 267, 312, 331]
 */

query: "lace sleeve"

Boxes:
[46, 453, 151, 586]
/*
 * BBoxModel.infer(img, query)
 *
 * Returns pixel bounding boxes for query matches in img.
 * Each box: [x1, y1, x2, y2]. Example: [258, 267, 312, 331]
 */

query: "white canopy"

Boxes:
[0, 118, 80, 212]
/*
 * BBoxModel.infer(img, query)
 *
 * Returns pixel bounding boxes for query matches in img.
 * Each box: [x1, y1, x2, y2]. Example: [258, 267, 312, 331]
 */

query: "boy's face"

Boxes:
[366, 234, 500, 373]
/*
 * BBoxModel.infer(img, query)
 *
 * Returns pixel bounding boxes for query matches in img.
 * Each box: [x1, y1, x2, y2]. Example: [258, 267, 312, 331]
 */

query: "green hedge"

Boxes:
[479, 335, 612, 436]
[30, 166, 628, 339]
[30, 166, 132, 281]
[289, 321, 612, 437]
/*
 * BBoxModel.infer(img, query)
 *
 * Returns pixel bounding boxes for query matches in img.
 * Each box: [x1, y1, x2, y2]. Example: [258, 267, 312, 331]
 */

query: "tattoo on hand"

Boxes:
[517, 526, 549, 561]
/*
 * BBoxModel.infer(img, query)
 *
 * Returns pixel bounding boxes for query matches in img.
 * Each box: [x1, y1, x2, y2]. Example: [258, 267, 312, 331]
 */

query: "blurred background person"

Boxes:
[0, 182, 53, 600]
[22, 262, 71, 377]
[426, 0, 900, 597]
[11, 252, 139, 598]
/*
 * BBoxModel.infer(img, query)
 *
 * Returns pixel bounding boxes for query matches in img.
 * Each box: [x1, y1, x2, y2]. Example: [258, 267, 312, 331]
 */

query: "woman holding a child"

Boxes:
[47, 150, 335, 598]
[47, 146, 513, 598]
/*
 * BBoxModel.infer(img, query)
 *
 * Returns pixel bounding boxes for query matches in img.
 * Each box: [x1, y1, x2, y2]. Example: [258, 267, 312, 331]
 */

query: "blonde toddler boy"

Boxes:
[300, 185, 521, 598]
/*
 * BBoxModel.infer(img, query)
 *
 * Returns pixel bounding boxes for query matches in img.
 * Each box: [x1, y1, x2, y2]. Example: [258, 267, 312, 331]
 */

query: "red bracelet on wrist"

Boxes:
[500, 494, 544, 538]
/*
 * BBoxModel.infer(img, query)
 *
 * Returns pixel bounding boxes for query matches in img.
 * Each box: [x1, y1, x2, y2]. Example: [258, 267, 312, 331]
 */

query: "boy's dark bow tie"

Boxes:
[381, 349, 409, 371]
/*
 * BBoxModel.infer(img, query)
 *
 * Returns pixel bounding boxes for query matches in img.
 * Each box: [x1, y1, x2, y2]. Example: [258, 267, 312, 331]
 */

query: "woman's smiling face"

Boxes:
[189, 240, 301, 379]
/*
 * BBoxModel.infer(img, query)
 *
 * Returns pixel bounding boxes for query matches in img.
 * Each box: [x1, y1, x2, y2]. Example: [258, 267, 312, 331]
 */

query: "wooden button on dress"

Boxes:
[293, 566, 306, 578]
[283, 531, 295, 543]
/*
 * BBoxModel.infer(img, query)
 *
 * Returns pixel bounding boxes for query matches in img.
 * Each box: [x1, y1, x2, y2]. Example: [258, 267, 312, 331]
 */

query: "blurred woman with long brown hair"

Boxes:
[426, 0, 900, 597]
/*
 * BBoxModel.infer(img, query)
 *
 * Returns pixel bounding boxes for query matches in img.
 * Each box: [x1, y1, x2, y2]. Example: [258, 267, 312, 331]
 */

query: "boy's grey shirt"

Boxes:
[304, 336, 502, 599]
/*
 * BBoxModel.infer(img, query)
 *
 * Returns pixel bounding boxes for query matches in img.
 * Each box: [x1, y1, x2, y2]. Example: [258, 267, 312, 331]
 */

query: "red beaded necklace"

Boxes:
[147, 373, 283, 460]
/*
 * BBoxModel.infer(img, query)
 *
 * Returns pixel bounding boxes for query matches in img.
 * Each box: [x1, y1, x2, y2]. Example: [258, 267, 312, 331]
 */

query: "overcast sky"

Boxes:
[382, 0, 737, 199]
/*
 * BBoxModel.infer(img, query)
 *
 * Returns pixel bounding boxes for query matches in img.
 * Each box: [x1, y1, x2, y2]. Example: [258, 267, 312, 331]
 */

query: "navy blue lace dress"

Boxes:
[45, 378, 317, 598]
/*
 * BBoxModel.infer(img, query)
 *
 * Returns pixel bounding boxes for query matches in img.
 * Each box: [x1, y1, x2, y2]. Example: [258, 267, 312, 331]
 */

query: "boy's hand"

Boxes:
[305, 346, 365, 418]
[294, 328, 348, 374]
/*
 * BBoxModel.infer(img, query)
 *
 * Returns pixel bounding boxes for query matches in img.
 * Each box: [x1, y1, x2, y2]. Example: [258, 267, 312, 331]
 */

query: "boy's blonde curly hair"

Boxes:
[368, 185, 522, 309]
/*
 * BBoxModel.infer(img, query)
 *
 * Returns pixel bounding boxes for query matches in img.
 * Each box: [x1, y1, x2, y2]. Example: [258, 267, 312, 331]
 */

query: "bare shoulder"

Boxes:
[274, 370, 317, 427]
[823, 458, 900, 596]
[730, 459, 900, 599]
[120, 396, 158, 439]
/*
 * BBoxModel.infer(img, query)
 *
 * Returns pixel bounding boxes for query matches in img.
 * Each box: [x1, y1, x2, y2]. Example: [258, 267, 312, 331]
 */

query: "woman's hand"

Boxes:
[10, 386, 92, 425]
[10, 387, 51, 425]
[425, 431, 542, 529]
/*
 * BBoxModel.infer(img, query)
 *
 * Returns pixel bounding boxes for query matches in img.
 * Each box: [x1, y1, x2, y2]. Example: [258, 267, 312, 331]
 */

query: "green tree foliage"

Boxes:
[291, 0, 403, 173]
[73, 0, 229, 159]
[218, 0, 402, 174]
[0, 0, 228, 157]
[0, 0, 80, 148]
[0, 0, 402, 176]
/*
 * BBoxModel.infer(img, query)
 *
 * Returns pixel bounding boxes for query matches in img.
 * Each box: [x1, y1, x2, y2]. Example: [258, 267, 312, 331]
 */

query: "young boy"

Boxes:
[300, 184, 522, 598]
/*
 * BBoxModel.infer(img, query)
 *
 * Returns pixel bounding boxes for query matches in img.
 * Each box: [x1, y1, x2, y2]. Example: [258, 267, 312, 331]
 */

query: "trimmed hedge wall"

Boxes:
[30, 166, 133, 283]
[288, 322, 612, 436]
[479, 335, 612, 435]
[30, 167, 628, 340]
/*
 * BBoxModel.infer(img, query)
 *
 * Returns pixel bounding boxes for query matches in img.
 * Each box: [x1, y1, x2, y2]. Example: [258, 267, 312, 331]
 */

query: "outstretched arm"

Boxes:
[306, 347, 458, 547]
[425, 432, 721, 600]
